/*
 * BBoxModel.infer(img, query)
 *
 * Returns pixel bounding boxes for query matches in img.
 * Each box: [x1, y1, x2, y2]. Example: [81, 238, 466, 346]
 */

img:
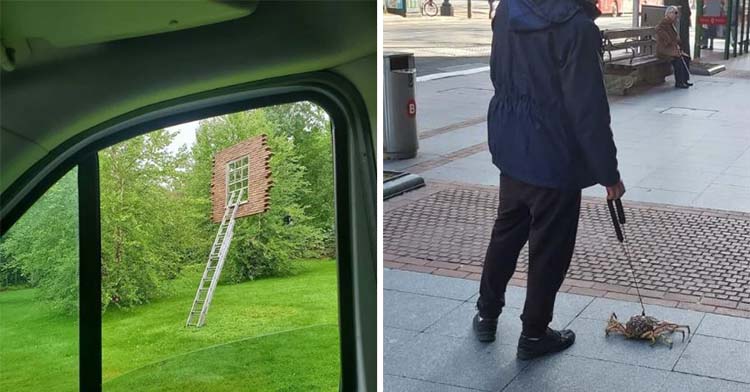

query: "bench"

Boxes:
[601, 27, 672, 95]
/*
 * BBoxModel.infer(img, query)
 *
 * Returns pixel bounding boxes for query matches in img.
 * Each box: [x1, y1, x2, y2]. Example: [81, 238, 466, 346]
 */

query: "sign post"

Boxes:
[695, 0, 703, 58]
[725, 0, 734, 59]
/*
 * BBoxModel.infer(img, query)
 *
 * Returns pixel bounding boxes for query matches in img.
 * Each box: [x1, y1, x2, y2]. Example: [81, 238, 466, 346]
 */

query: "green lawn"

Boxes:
[0, 259, 340, 391]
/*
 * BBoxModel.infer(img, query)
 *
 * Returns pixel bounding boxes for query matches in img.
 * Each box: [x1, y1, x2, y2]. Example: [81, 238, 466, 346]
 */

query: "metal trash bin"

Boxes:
[384, 52, 418, 160]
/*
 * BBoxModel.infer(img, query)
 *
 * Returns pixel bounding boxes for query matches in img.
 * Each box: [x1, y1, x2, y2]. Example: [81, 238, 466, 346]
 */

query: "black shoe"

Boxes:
[517, 328, 576, 360]
[675, 83, 689, 89]
[686, 82, 694, 86]
[473, 313, 498, 342]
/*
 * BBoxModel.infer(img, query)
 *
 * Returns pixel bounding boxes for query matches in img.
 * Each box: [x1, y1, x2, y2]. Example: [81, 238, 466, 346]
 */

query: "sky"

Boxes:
[166, 120, 201, 154]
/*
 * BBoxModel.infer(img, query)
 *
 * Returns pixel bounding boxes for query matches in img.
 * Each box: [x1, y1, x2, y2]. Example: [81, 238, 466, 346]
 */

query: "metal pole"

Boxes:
[729, 0, 740, 57]
[725, 0, 734, 59]
[695, 0, 704, 59]
[744, 0, 749, 53]
[737, 0, 747, 54]
[633, 0, 640, 27]
[468, 0, 472, 18]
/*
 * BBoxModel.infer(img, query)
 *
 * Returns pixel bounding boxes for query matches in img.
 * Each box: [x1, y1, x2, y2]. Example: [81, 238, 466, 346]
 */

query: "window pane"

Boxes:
[0, 170, 79, 391]
[101, 102, 337, 391]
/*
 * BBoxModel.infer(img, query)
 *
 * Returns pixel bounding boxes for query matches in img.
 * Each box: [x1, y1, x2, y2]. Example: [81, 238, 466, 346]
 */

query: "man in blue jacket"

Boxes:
[473, 0, 625, 360]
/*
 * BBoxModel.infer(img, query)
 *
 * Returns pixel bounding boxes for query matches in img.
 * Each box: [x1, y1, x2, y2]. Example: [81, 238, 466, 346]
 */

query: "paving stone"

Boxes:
[384, 269, 478, 301]
[384, 261, 405, 269]
[700, 297, 739, 309]
[504, 355, 662, 392]
[503, 354, 750, 392]
[552, 292, 596, 316]
[384, 290, 464, 332]
[384, 327, 418, 364]
[564, 318, 691, 370]
[424, 302, 577, 341]
[695, 313, 750, 342]
[433, 269, 470, 279]
[568, 287, 607, 297]
[643, 297, 679, 307]
[714, 307, 750, 319]
[674, 335, 750, 384]
[384, 187, 750, 311]
[401, 265, 436, 274]
[385, 332, 526, 391]
[606, 291, 644, 303]
[383, 375, 478, 392]
[678, 302, 716, 313]
[661, 371, 750, 392]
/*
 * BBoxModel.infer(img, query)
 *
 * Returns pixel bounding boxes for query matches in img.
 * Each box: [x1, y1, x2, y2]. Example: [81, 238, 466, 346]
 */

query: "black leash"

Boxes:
[607, 199, 646, 316]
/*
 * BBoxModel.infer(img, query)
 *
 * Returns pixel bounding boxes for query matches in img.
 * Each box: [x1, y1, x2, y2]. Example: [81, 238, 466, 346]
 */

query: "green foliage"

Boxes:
[99, 130, 197, 310]
[264, 102, 335, 246]
[187, 109, 329, 282]
[0, 170, 79, 312]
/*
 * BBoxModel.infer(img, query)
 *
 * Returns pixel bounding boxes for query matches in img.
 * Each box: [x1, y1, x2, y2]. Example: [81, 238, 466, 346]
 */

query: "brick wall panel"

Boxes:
[210, 135, 273, 222]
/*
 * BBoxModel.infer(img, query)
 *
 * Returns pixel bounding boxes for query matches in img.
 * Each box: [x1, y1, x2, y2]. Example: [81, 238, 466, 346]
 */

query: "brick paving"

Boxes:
[384, 182, 750, 318]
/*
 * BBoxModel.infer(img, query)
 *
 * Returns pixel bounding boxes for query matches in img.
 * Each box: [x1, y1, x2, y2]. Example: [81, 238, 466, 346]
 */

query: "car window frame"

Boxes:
[0, 71, 375, 391]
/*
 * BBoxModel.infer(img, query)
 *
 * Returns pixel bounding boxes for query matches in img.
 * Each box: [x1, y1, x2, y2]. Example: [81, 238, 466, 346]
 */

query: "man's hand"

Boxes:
[606, 180, 626, 200]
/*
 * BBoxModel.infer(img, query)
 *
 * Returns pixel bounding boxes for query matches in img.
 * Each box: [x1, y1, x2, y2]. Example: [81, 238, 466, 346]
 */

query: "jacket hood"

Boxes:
[506, 0, 588, 32]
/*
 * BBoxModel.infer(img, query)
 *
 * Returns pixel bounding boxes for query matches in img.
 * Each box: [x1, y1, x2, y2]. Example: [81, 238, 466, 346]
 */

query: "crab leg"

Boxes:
[606, 323, 627, 336]
[640, 331, 657, 346]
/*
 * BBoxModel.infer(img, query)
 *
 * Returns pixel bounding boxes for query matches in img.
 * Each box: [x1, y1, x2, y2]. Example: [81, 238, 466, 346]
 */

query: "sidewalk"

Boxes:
[384, 11, 633, 76]
[385, 268, 750, 391]
[385, 70, 750, 212]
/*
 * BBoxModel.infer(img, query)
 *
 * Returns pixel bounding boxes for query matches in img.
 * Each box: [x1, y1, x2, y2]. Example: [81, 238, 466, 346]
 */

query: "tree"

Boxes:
[264, 102, 335, 253]
[98, 130, 197, 309]
[0, 170, 79, 313]
[1, 130, 198, 313]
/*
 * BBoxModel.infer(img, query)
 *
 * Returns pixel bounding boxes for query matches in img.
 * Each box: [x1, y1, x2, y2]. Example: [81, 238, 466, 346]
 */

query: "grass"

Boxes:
[0, 259, 340, 391]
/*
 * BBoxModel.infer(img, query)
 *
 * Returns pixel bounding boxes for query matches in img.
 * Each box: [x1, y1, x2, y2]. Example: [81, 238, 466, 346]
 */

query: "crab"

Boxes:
[605, 313, 690, 349]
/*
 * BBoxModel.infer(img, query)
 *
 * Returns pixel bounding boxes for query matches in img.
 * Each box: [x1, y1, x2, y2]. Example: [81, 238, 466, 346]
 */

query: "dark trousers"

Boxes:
[672, 55, 691, 85]
[477, 175, 581, 337]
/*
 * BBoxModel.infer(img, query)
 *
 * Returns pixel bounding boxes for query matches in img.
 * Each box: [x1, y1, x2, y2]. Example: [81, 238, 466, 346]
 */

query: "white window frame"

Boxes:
[226, 155, 249, 205]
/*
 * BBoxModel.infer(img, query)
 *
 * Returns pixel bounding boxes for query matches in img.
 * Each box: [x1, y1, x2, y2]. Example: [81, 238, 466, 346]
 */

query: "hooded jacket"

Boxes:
[488, 0, 620, 189]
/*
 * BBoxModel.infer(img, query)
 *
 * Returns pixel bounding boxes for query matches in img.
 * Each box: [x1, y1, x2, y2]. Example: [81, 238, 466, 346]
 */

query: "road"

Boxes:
[385, 9, 634, 76]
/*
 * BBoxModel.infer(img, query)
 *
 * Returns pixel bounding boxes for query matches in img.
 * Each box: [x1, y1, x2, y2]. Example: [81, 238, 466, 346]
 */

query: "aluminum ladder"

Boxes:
[186, 189, 244, 327]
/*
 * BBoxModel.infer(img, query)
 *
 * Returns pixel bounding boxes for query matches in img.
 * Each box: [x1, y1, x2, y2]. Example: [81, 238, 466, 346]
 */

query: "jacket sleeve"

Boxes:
[559, 20, 620, 187]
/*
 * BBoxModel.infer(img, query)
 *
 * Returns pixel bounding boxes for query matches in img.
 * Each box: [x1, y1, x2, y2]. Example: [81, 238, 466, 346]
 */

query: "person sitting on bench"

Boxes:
[656, 6, 693, 89]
